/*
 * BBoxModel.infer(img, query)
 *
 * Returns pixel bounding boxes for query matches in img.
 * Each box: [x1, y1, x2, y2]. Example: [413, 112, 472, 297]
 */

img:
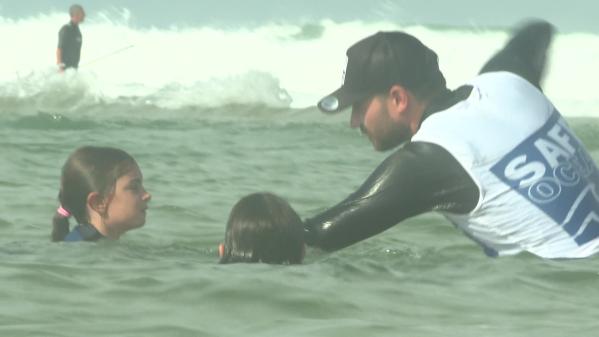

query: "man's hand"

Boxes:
[56, 47, 65, 73]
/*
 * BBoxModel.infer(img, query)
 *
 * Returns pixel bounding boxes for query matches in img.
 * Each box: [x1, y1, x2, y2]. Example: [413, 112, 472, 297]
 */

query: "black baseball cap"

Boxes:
[318, 31, 444, 114]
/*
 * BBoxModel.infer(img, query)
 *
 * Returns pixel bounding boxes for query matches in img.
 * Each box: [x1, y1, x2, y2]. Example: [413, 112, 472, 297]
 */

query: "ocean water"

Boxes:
[1, 8, 599, 337]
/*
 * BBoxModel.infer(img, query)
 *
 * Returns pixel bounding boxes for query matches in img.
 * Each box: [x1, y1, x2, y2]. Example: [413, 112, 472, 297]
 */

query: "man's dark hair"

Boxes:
[69, 4, 84, 17]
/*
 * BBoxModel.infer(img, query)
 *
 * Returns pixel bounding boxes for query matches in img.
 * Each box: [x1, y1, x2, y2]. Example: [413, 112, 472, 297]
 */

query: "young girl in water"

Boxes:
[52, 146, 151, 242]
[219, 192, 305, 264]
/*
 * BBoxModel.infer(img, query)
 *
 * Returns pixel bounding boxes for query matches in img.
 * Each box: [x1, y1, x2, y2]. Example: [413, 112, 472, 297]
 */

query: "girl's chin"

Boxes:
[127, 218, 146, 230]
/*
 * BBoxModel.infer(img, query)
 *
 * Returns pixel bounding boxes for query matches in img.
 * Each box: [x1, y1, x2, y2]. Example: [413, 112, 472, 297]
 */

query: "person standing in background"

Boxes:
[56, 4, 85, 71]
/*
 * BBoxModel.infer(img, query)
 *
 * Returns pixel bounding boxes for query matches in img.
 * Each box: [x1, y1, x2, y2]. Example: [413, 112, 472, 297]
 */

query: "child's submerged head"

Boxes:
[52, 146, 151, 241]
[220, 192, 304, 264]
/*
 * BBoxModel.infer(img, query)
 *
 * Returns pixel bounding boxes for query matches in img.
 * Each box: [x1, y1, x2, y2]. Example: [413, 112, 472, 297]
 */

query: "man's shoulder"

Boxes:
[384, 141, 456, 172]
[59, 22, 74, 32]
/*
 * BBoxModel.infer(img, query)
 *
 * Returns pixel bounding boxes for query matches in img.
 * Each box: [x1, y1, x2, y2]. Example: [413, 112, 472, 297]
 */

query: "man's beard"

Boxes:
[374, 123, 413, 151]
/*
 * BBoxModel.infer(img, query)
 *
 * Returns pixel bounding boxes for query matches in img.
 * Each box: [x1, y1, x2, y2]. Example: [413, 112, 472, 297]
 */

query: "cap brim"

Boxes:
[317, 86, 369, 114]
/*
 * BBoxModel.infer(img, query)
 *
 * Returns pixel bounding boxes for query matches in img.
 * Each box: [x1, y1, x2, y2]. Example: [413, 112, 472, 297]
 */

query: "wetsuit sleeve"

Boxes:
[304, 142, 479, 251]
[479, 20, 555, 89]
[58, 25, 68, 49]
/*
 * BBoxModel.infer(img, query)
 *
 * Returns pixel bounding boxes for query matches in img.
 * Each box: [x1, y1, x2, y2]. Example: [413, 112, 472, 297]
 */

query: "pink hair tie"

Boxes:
[57, 205, 71, 218]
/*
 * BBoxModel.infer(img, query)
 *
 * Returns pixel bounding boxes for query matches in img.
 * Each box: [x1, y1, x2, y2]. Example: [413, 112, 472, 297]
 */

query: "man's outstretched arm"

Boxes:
[479, 20, 555, 89]
[304, 142, 478, 251]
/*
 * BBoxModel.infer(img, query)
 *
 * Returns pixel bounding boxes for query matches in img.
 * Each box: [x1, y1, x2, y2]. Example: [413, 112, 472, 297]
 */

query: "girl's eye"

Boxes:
[128, 181, 142, 191]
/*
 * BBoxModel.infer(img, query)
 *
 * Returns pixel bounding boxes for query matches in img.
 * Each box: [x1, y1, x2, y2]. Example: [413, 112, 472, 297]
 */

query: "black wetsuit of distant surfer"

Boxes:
[304, 22, 555, 251]
[58, 21, 83, 69]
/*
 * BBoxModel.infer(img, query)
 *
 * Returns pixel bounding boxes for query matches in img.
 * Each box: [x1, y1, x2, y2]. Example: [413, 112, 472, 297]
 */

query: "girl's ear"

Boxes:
[219, 243, 225, 257]
[87, 192, 107, 214]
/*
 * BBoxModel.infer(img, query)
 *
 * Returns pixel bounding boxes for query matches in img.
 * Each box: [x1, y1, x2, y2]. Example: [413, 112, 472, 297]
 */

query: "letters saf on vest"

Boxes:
[491, 110, 599, 245]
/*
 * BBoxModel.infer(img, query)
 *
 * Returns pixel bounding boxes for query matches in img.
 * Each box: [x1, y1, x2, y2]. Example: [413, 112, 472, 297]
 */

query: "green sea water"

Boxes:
[1, 104, 599, 337]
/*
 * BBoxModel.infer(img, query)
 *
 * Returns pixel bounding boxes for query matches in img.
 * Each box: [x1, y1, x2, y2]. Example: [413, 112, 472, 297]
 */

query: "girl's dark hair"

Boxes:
[220, 192, 304, 264]
[51, 146, 137, 241]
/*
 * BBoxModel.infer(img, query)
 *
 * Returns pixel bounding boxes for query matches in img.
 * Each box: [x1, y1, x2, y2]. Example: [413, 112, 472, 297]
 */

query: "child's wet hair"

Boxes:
[52, 146, 138, 241]
[220, 192, 304, 264]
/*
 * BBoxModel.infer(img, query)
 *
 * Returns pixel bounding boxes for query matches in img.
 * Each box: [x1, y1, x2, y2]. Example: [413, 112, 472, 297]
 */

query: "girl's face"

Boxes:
[103, 166, 151, 236]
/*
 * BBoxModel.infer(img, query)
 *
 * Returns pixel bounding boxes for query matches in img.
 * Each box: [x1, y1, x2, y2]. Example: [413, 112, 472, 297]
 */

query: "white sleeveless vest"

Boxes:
[412, 72, 599, 258]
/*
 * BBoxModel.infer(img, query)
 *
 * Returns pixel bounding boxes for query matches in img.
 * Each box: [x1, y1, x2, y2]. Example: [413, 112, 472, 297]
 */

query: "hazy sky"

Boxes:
[0, 0, 597, 33]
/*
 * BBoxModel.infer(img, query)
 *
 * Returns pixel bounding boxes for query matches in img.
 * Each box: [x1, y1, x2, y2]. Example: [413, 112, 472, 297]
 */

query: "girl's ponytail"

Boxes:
[51, 205, 71, 242]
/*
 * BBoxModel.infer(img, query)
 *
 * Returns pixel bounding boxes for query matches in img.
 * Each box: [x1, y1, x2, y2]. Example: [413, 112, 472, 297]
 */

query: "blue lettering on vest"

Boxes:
[490, 110, 599, 246]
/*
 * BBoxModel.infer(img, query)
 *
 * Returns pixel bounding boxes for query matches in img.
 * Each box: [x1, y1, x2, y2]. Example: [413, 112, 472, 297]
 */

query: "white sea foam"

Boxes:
[0, 10, 597, 115]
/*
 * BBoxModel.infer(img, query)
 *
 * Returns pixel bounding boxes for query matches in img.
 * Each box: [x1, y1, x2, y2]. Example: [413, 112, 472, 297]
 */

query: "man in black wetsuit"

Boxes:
[56, 4, 85, 71]
[304, 20, 599, 258]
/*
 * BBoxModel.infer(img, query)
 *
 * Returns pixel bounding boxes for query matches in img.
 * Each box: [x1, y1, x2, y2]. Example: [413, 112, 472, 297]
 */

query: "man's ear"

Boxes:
[387, 85, 409, 119]
[219, 243, 225, 257]
[87, 192, 107, 214]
